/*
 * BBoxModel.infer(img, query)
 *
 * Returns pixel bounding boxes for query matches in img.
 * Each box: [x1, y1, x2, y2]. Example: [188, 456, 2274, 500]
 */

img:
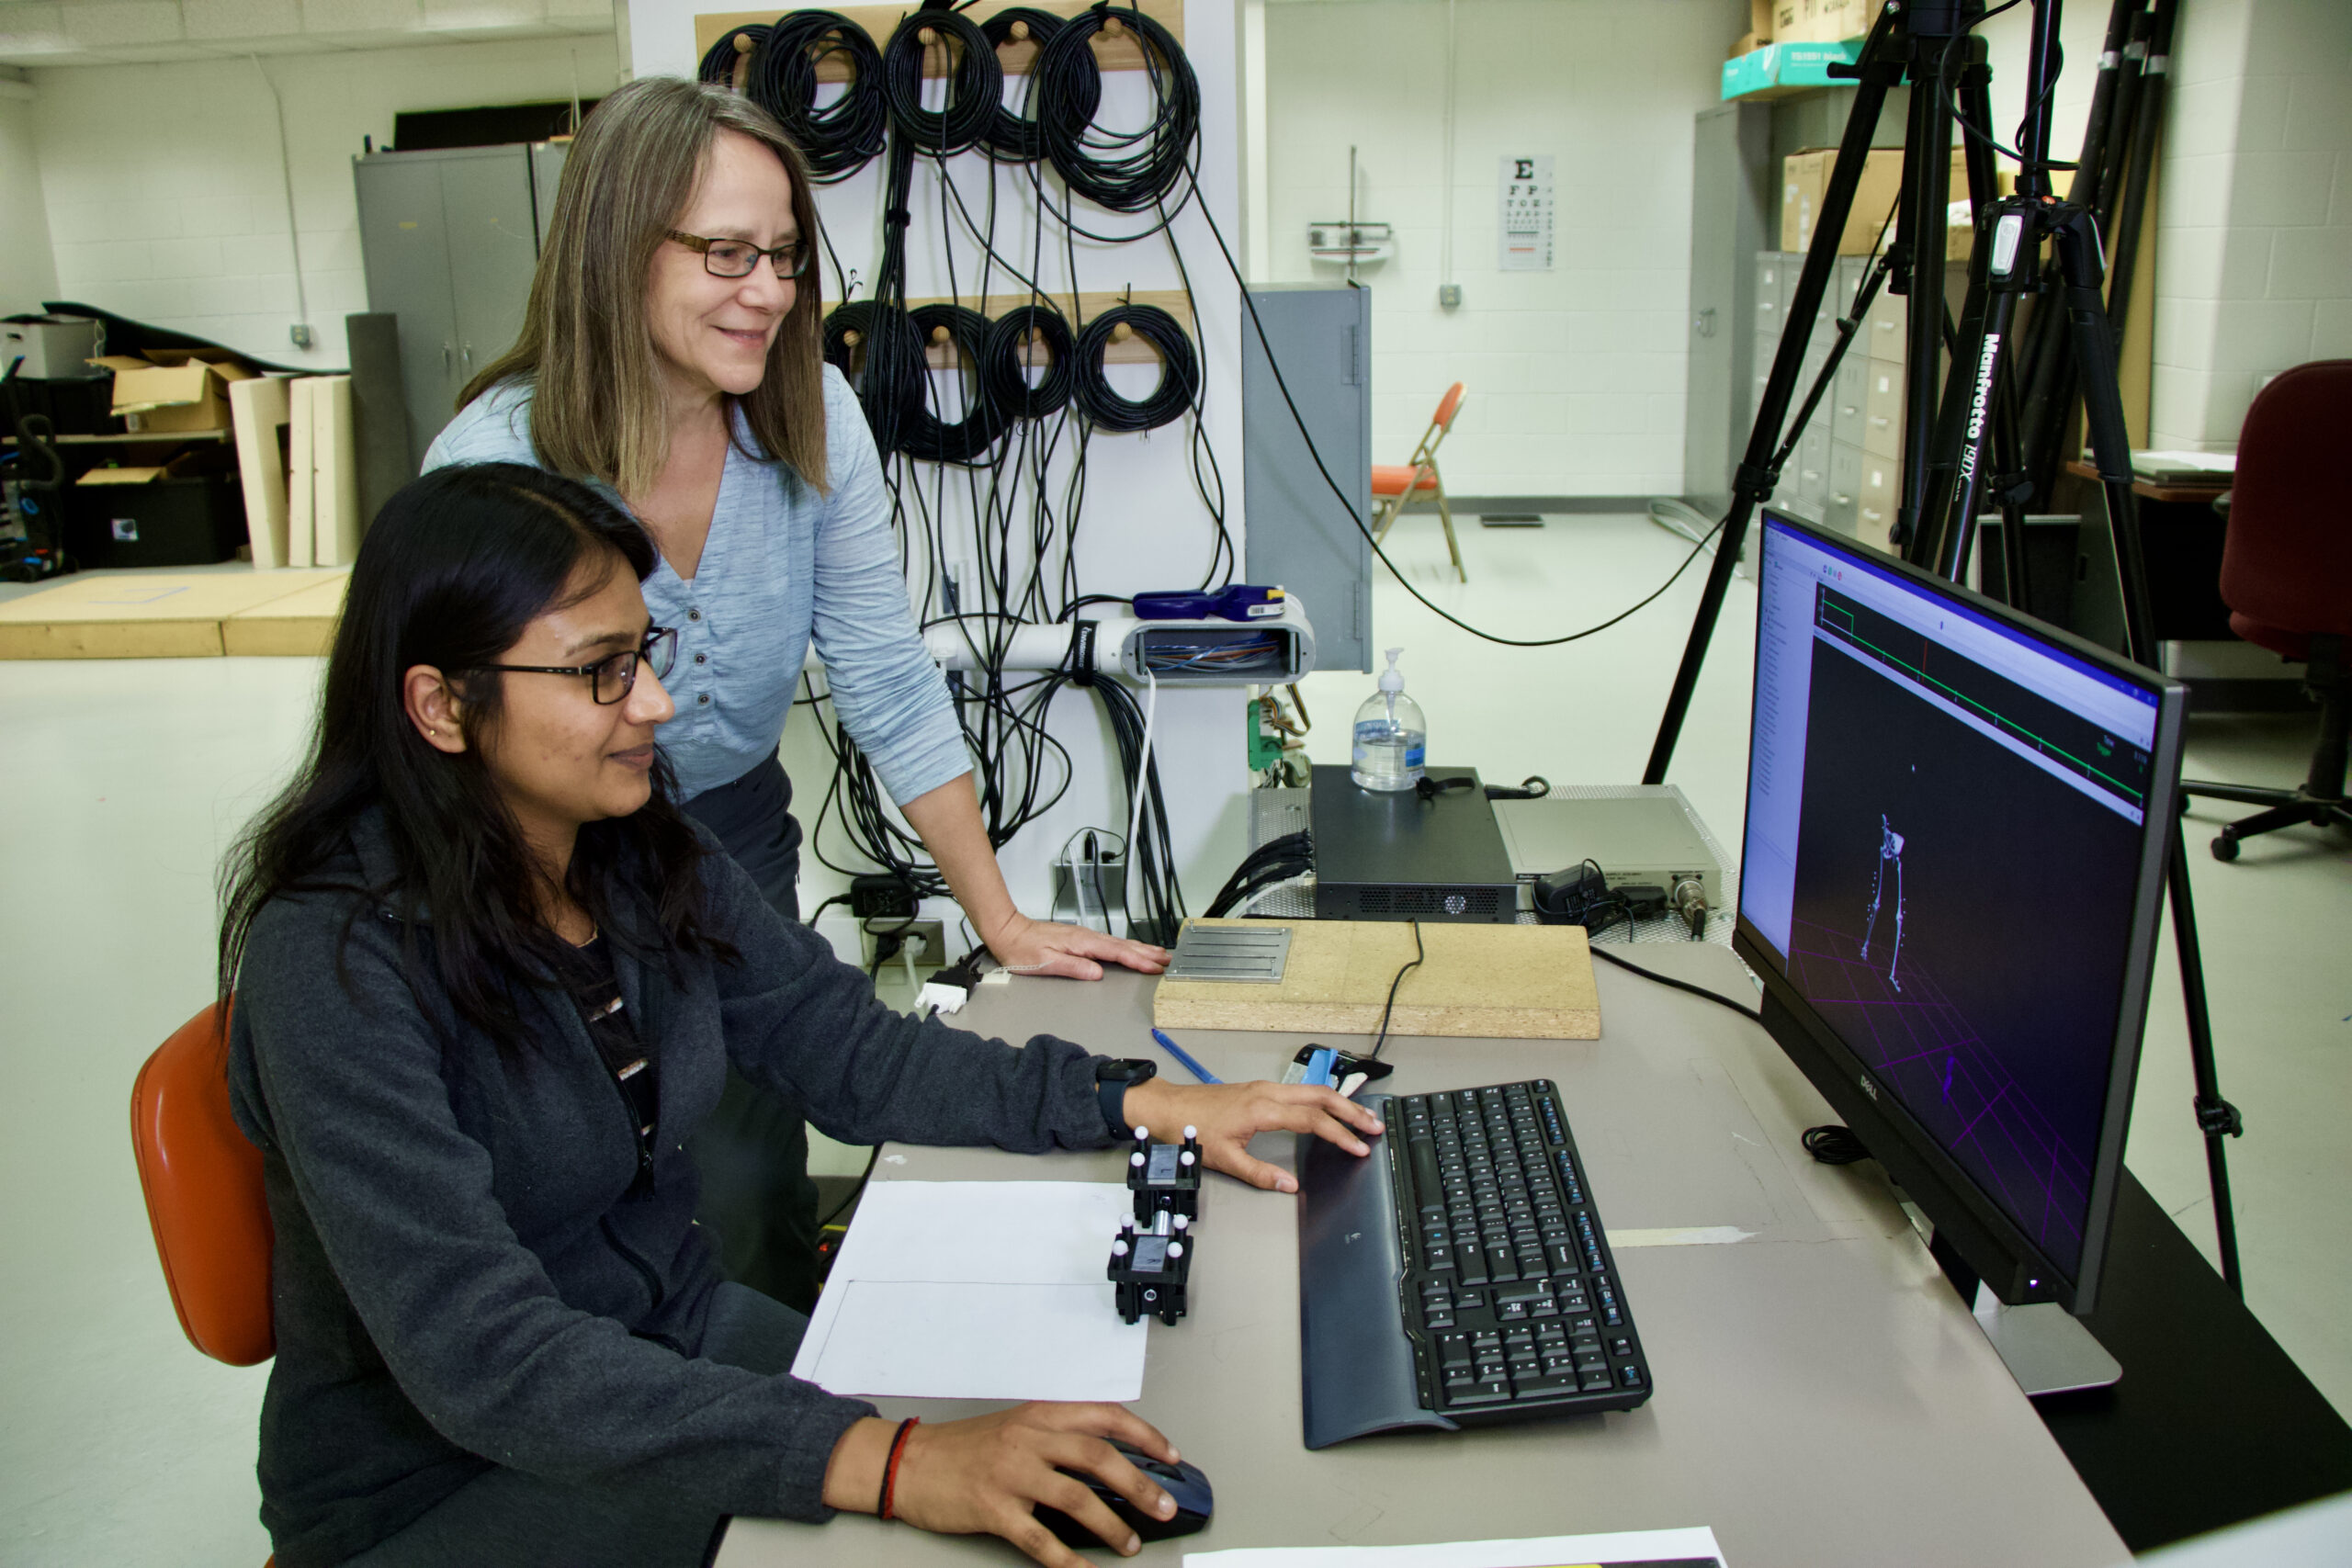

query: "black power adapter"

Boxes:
[849, 874, 920, 920]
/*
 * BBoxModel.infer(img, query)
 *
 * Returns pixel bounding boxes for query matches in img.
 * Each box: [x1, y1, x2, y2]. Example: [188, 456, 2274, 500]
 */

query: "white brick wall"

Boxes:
[2149, 0, 2352, 450]
[0, 90, 59, 312]
[27, 32, 618, 367]
[1261, 0, 1746, 499]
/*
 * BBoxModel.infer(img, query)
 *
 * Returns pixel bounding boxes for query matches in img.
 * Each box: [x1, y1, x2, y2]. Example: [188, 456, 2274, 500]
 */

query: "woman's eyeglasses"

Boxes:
[479, 626, 678, 705]
[667, 229, 812, 281]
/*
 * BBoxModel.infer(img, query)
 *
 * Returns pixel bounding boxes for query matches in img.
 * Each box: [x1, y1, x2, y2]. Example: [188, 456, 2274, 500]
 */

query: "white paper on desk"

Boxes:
[1182, 1527, 1726, 1568]
[790, 1180, 1146, 1402]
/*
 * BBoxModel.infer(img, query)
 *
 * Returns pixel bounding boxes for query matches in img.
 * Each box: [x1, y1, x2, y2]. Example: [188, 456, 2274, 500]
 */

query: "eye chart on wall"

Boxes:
[1498, 155, 1555, 272]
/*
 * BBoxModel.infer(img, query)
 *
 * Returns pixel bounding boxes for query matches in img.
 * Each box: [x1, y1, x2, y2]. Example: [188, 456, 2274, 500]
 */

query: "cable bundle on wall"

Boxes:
[904, 303, 1008, 466]
[1033, 6, 1198, 213]
[822, 301, 927, 457]
[697, 24, 768, 86]
[981, 304, 1077, 419]
[881, 10, 1001, 156]
[746, 11, 888, 183]
[979, 8, 1094, 164]
[1072, 303, 1197, 434]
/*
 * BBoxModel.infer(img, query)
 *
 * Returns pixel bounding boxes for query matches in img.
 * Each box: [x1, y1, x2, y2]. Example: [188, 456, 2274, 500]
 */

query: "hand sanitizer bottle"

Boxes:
[1351, 648, 1427, 791]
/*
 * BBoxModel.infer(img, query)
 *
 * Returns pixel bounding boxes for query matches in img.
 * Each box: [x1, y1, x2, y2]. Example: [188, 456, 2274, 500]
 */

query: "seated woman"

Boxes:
[219, 462, 1381, 1568]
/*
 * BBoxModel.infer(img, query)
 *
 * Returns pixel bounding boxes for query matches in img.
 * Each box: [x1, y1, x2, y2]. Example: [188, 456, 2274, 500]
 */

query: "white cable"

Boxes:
[1124, 667, 1158, 940]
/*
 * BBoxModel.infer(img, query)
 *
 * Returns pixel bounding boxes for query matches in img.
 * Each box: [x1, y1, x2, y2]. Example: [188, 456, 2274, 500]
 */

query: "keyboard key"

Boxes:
[1438, 1335, 1473, 1370]
[1580, 1370, 1614, 1393]
[1620, 1365, 1645, 1388]
[1514, 1372, 1580, 1399]
[1449, 1380, 1515, 1407]
[1494, 1281, 1548, 1308]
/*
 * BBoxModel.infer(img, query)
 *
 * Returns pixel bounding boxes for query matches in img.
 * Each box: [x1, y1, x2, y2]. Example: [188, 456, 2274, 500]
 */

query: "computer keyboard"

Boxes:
[1297, 1080, 1653, 1448]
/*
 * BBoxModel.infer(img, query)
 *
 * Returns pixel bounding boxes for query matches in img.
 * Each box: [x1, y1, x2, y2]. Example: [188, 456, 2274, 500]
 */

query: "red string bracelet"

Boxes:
[877, 1417, 921, 1521]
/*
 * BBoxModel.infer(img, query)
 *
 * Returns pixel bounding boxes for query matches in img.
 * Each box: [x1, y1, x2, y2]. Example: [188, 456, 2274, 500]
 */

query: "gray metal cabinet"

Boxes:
[1241, 283, 1371, 673]
[356, 143, 560, 474]
[1681, 103, 1772, 518]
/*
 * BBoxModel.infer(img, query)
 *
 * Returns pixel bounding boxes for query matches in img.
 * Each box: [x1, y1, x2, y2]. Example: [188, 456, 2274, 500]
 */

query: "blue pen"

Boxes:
[1149, 1027, 1225, 1085]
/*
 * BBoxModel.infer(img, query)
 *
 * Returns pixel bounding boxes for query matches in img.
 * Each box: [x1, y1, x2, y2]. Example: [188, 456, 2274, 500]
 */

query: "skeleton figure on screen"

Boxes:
[1860, 815, 1906, 993]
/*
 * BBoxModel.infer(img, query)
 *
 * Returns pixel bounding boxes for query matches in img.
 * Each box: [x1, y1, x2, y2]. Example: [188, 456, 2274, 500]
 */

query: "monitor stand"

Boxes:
[1973, 1283, 2122, 1395]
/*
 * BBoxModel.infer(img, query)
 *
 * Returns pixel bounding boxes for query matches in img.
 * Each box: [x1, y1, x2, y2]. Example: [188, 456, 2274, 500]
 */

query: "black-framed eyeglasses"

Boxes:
[667, 229, 812, 281]
[478, 626, 678, 705]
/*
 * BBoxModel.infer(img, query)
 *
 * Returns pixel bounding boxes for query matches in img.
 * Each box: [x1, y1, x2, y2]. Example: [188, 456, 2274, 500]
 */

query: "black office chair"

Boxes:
[2180, 360, 2352, 859]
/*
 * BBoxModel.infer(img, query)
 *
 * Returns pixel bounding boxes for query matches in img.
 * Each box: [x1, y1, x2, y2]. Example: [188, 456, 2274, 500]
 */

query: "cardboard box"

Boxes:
[1750, 0, 1774, 38]
[1724, 38, 1865, 100]
[1775, 0, 1883, 41]
[1730, 30, 1769, 58]
[1781, 147, 1905, 254]
[88, 350, 259, 434]
[2, 314, 103, 379]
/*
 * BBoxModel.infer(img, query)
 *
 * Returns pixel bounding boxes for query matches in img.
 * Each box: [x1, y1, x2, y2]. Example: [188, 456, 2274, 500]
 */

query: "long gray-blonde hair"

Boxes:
[460, 77, 829, 497]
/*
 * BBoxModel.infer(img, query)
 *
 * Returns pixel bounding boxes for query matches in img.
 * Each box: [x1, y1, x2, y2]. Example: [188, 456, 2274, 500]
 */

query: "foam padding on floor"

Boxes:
[0, 569, 347, 659]
[220, 575, 349, 657]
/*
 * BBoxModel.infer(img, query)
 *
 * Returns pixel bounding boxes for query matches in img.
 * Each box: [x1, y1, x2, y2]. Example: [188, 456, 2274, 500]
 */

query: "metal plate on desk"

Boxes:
[1164, 923, 1292, 983]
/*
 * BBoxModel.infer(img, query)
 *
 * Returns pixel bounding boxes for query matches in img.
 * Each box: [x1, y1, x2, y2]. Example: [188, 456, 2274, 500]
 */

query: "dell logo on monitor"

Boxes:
[1860, 1077, 1879, 1101]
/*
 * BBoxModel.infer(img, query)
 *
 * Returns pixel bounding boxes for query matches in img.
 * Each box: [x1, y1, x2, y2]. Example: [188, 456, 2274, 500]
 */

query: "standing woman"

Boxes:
[425, 78, 1162, 1309]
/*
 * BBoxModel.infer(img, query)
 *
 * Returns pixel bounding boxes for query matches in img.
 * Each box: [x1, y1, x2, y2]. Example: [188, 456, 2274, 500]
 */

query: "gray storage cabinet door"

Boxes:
[1682, 102, 1771, 519]
[1242, 283, 1372, 673]
[439, 147, 540, 408]
[355, 152, 460, 477]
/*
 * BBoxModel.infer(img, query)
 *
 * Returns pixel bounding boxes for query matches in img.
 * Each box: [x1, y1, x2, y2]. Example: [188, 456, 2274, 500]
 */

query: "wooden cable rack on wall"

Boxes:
[694, 0, 1186, 86]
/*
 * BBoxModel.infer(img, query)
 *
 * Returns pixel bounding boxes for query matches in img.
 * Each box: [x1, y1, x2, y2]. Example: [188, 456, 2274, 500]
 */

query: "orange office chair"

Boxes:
[1372, 381, 1468, 582]
[130, 1000, 275, 1367]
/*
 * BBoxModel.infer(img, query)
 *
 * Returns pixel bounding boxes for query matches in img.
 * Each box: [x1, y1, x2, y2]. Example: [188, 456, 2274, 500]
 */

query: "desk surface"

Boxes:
[719, 946, 2128, 1568]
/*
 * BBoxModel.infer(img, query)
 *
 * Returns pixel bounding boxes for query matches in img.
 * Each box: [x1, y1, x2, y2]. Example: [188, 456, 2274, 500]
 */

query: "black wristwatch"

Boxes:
[1093, 1058, 1158, 1139]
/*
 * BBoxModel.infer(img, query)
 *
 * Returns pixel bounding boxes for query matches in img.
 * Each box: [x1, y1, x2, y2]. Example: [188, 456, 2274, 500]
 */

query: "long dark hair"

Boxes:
[219, 462, 733, 1040]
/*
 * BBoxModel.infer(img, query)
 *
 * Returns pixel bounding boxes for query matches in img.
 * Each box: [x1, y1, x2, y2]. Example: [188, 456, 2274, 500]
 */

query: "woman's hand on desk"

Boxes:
[982, 910, 1170, 981]
[823, 1404, 1182, 1564]
[1123, 1077, 1384, 1192]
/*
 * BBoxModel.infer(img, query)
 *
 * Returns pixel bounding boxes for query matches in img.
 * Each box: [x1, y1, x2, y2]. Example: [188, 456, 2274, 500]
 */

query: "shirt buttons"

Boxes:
[697, 693, 710, 705]
[695, 652, 707, 665]
[687, 608, 702, 622]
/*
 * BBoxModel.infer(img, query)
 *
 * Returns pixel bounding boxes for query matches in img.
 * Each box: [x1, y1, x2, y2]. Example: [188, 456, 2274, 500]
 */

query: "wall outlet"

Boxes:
[288, 323, 314, 349]
[1438, 283, 1463, 310]
[863, 919, 945, 968]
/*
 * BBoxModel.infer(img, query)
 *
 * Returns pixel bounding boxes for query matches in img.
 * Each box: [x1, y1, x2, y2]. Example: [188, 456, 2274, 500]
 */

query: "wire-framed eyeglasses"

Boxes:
[666, 229, 812, 281]
[478, 626, 678, 705]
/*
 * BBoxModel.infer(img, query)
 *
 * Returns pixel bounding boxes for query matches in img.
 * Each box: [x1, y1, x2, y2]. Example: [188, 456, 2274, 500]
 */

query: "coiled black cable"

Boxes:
[1034, 4, 1198, 212]
[1071, 304, 1197, 433]
[880, 10, 1001, 156]
[697, 24, 768, 86]
[979, 8, 1093, 164]
[822, 301, 927, 457]
[980, 303, 1076, 419]
[747, 11, 887, 183]
[904, 303, 1008, 466]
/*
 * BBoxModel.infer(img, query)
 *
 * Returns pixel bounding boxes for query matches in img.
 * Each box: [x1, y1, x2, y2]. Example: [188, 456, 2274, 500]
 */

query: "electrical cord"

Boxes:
[1587, 945, 1760, 1022]
[747, 11, 888, 184]
[697, 23, 768, 85]
[1803, 1124, 1872, 1166]
[1070, 302, 1197, 433]
[880, 8, 1001, 156]
[1365, 919, 1424, 1060]
[979, 7, 1091, 163]
[905, 302, 1009, 465]
[818, 1143, 885, 1229]
[1034, 3, 1197, 213]
[981, 302, 1077, 419]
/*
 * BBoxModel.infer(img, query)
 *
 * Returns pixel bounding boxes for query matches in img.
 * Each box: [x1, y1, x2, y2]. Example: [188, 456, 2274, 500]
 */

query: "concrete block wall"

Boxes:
[2148, 0, 2352, 451]
[1260, 0, 1749, 500]
[22, 31, 619, 368]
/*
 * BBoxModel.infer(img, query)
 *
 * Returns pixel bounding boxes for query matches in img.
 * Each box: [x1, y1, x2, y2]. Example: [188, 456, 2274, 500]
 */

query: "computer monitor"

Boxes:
[1735, 512, 2187, 1319]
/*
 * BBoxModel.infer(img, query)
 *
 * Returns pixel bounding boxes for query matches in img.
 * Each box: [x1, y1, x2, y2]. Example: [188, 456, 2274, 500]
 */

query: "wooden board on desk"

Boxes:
[695, 0, 1182, 85]
[1151, 919, 1600, 1041]
[0, 568, 345, 660]
[221, 573, 349, 657]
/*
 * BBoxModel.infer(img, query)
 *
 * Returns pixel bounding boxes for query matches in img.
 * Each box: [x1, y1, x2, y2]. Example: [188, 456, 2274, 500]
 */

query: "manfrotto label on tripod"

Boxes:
[1961, 333, 2002, 479]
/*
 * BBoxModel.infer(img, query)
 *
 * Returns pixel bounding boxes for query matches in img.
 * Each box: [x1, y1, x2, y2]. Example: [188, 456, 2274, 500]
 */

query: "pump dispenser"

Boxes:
[1351, 647, 1427, 791]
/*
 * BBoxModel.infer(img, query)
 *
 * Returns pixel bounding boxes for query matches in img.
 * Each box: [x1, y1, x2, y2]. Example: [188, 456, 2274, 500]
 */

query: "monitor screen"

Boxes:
[1737, 513, 2182, 1300]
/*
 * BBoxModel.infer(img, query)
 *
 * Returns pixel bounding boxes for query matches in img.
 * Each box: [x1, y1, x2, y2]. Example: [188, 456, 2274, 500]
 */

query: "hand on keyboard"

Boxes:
[1122, 1077, 1383, 1193]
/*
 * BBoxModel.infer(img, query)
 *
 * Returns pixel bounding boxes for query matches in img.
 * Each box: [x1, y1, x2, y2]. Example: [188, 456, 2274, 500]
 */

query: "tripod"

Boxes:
[1645, 0, 2247, 1294]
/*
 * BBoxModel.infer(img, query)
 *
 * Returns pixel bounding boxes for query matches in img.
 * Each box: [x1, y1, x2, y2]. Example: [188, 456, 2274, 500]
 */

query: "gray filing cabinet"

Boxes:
[355, 142, 565, 473]
[1241, 282, 1372, 673]
[1682, 102, 1772, 519]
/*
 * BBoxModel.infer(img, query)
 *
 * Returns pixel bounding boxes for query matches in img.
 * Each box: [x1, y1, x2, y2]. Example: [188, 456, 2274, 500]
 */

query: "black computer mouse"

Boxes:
[1032, 1438, 1213, 1549]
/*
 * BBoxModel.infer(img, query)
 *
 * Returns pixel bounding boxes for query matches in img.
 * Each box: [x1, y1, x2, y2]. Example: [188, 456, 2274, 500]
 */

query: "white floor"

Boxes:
[2, 514, 2346, 1564]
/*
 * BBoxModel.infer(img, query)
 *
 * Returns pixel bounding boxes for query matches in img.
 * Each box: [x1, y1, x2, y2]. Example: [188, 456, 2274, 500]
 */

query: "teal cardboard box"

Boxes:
[1722, 38, 1865, 100]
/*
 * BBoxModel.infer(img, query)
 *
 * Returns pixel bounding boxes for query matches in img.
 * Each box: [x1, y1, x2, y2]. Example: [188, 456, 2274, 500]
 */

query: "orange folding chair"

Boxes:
[130, 999, 277, 1563]
[1372, 381, 1468, 582]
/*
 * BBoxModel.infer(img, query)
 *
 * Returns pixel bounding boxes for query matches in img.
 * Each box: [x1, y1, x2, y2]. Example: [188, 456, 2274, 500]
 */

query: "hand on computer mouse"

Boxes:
[1123, 1077, 1384, 1193]
[834, 1402, 1181, 1566]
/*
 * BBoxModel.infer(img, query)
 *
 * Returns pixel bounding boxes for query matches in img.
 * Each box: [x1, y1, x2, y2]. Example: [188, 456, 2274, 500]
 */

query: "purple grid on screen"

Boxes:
[1788, 918, 2090, 1271]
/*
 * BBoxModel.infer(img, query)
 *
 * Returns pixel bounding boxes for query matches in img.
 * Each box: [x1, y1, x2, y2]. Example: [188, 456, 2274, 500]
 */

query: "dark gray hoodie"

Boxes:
[228, 810, 1117, 1566]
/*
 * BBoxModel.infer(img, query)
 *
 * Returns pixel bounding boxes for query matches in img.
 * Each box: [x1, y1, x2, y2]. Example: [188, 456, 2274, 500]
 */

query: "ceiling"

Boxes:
[0, 0, 616, 70]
